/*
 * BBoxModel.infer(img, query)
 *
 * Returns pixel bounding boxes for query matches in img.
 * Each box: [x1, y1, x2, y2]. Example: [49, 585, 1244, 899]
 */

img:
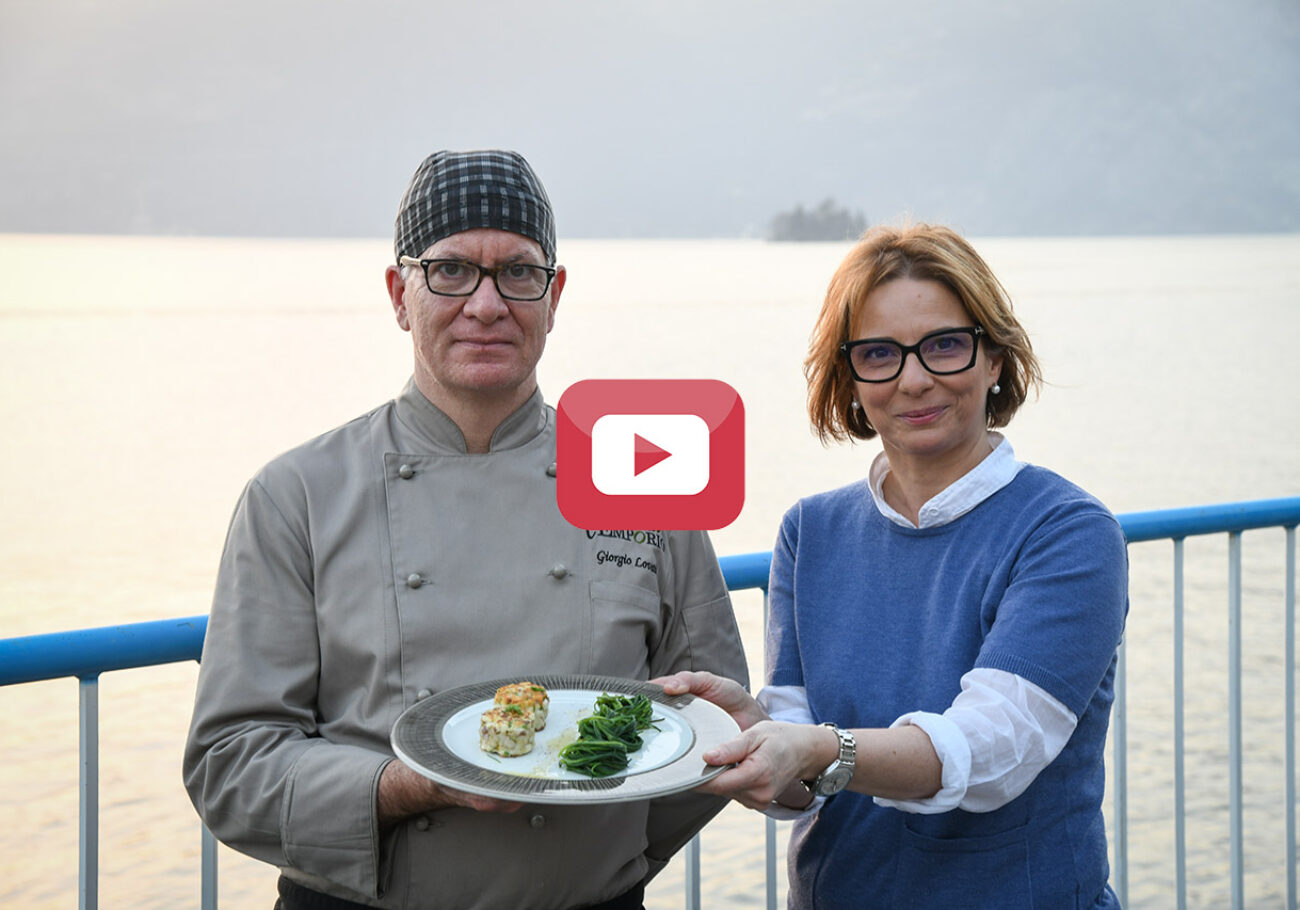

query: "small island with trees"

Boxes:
[768, 198, 867, 241]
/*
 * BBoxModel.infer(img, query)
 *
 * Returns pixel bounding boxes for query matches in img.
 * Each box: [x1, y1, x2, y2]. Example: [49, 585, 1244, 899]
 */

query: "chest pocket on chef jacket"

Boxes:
[586, 580, 664, 679]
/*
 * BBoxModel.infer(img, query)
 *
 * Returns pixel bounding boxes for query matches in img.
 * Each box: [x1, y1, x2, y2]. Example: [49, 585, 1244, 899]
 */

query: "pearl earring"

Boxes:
[991, 383, 1001, 396]
[850, 400, 861, 411]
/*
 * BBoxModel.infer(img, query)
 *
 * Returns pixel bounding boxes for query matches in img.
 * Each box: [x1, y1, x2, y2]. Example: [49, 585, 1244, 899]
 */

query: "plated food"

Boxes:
[479, 681, 550, 756]
[392, 674, 741, 804]
[479, 705, 535, 757]
[494, 681, 550, 731]
[559, 693, 660, 777]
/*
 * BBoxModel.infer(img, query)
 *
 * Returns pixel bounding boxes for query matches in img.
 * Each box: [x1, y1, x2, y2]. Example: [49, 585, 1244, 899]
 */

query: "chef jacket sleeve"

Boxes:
[182, 476, 390, 899]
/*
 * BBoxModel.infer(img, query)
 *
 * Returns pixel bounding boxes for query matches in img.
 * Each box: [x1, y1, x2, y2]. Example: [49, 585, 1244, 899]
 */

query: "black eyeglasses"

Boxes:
[399, 256, 557, 301]
[840, 326, 985, 383]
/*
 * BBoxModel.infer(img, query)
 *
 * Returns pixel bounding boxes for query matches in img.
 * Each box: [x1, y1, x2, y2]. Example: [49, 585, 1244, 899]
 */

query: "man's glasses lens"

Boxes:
[843, 328, 981, 382]
[412, 258, 554, 301]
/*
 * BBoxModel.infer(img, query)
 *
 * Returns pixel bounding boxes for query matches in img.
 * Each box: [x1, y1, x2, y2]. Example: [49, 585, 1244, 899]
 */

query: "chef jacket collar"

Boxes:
[395, 377, 549, 454]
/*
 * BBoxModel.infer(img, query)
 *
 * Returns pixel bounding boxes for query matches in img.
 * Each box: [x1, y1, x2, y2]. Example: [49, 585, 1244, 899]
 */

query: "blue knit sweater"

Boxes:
[768, 465, 1128, 909]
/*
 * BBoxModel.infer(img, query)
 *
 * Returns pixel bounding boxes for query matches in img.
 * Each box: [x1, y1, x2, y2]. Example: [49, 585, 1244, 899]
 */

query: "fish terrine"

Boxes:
[494, 681, 550, 731]
[479, 705, 535, 757]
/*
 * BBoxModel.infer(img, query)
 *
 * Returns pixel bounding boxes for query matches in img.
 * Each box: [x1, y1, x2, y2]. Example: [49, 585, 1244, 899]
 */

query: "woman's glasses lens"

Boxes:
[845, 329, 980, 382]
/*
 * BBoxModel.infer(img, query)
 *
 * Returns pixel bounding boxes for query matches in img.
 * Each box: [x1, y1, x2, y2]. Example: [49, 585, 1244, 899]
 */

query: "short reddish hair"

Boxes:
[806, 223, 1042, 442]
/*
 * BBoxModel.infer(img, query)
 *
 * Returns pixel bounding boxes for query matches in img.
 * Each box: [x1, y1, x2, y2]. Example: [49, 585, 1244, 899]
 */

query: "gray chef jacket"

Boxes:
[183, 379, 749, 909]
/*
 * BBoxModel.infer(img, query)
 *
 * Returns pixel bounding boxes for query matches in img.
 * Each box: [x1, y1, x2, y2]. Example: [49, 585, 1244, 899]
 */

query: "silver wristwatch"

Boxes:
[808, 722, 856, 797]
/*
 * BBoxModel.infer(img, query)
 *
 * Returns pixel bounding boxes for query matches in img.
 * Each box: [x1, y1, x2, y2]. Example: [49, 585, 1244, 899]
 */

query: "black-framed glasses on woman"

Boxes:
[840, 326, 985, 383]
[398, 256, 557, 301]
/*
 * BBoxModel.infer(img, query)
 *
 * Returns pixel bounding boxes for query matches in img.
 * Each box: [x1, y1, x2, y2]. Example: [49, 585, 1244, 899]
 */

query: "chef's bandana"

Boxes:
[394, 149, 556, 265]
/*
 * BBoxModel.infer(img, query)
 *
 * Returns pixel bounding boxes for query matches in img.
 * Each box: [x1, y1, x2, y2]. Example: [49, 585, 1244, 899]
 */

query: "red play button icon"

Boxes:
[556, 378, 744, 530]
[634, 434, 672, 476]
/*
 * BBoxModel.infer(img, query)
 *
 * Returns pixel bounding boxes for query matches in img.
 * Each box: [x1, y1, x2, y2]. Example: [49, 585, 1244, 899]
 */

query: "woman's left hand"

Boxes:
[652, 670, 769, 731]
[694, 720, 839, 810]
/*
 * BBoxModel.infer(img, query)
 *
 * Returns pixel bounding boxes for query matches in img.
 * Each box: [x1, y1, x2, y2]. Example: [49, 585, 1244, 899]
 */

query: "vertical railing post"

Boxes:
[1228, 532, 1244, 910]
[684, 833, 700, 910]
[1174, 538, 1187, 910]
[79, 676, 99, 910]
[201, 825, 219, 910]
[1286, 525, 1297, 910]
[766, 815, 778, 910]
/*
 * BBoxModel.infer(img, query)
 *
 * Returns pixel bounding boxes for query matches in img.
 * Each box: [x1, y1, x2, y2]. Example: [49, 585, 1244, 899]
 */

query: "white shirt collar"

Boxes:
[867, 433, 1025, 529]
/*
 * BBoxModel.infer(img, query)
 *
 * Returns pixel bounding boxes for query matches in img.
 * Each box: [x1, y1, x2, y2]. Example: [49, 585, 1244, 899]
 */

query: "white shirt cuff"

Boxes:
[873, 711, 971, 814]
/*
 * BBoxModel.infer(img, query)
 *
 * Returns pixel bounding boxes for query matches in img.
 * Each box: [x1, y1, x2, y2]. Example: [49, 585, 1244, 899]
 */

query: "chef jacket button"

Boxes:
[547, 564, 568, 579]
[415, 688, 432, 701]
[530, 813, 546, 829]
[398, 464, 415, 479]
[414, 816, 430, 831]
[406, 573, 424, 589]
[545, 462, 557, 478]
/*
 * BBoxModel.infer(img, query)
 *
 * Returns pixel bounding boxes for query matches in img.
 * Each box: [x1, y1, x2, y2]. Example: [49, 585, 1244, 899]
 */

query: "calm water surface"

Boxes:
[2, 234, 1298, 908]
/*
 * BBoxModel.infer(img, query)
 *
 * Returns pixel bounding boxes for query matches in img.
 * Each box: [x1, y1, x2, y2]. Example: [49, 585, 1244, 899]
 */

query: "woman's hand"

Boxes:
[694, 720, 840, 810]
[652, 670, 770, 732]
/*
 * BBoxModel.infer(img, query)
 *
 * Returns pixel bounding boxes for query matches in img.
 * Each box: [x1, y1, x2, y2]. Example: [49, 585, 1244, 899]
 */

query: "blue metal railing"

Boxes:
[2, 497, 1298, 909]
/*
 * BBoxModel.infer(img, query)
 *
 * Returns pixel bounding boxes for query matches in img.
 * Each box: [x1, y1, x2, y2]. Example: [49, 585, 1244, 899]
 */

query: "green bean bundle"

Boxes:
[559, 691, 661, 777]
[557, 738, 630, 777]
[576, 712, 643, 752]
[592, 693, 656, 730]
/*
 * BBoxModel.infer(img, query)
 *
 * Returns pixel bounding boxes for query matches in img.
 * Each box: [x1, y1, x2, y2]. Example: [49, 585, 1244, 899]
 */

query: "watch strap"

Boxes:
[808, 722, 856, 797]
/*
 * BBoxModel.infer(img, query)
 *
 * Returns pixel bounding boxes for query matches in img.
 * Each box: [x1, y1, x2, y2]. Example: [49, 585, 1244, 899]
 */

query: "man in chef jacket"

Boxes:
[184, 149, 749, 910]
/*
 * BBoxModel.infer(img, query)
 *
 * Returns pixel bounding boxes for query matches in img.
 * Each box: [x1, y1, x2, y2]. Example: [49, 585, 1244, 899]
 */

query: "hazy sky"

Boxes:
[2, 0, 1298, 238]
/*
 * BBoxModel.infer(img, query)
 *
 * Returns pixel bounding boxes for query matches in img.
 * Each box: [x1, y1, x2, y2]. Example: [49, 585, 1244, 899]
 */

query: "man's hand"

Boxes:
[378, 759, 522, 829]
[652, 670, 769, 732]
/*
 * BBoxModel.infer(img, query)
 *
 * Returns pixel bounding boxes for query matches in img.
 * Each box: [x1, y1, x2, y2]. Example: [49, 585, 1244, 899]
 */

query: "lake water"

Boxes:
[1, 233, 1298, 908]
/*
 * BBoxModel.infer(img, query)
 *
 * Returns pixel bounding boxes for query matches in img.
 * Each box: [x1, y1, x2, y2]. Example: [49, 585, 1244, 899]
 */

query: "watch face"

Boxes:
[817, 766, 853, 796]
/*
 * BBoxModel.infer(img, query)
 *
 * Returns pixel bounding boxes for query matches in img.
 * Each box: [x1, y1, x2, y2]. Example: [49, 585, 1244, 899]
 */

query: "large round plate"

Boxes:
[390, 674, 739, 804]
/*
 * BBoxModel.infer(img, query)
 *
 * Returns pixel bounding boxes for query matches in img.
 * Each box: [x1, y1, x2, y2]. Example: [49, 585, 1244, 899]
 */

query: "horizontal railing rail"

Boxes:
[9, 497, 1298, 689]
[1, 496, 1298, 909]
[0, 616, 208, 687]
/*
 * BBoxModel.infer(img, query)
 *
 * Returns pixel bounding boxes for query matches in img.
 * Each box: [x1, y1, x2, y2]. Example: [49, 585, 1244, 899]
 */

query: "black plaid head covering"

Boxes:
[394, 150, 556, 265]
